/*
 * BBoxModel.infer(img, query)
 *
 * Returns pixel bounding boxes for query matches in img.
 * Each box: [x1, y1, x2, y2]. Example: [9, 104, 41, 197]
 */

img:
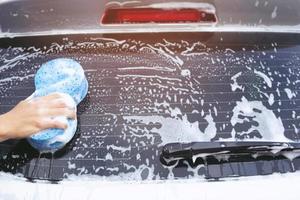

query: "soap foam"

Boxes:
[231, 96, 291, 142]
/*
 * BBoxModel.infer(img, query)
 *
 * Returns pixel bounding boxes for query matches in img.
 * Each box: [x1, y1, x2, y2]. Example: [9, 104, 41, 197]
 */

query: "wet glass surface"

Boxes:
[0, 32, 300, 181]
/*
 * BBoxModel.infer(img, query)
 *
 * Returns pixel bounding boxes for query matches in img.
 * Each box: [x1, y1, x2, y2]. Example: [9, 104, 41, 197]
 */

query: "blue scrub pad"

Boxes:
[27, 58, 88, 152]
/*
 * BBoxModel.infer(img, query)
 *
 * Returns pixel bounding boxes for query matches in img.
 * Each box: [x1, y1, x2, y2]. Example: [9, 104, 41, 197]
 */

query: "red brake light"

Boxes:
[101, 8, 217, 24]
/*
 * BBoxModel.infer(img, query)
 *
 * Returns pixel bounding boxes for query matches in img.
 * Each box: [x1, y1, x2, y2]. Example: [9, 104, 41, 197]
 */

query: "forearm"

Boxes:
[0, 114, 11, 142]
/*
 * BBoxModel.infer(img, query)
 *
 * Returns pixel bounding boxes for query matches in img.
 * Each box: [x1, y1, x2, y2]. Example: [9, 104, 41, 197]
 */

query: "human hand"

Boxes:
[0, 93, 76, 141]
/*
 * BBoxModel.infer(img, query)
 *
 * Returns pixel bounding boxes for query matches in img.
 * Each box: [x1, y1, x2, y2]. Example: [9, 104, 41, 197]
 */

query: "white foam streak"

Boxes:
[230, 97, 290, 142]
[254, 69, 272, 88]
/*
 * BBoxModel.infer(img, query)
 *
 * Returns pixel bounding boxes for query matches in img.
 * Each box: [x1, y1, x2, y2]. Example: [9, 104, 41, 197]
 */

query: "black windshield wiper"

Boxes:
[161, 141, 300, 165]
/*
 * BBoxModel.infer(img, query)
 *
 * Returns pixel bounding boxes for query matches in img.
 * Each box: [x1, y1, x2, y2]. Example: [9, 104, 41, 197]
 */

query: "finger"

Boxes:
[45, 98, 74, 109]
[45, 108, 76, 119]
[46, 92, 65, 99]
[41, 118, 68, 130]
[38, 93, 66, 102]
[26, 93, 61, 105]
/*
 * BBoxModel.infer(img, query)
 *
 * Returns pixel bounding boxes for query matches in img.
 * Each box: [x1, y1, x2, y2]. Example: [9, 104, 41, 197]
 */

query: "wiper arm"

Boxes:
[161, 141, 300, 165]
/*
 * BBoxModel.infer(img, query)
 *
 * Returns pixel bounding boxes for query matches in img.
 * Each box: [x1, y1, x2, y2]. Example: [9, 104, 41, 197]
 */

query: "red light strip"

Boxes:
[101, 8, 217, 24]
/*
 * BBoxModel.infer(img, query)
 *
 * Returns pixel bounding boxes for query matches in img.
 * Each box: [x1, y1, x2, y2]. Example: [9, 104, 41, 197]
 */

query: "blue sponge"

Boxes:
[27, 58, 88, 152]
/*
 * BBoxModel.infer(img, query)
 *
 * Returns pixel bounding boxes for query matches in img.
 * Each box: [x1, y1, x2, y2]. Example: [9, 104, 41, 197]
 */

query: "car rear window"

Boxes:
[0, 32, 300, 180]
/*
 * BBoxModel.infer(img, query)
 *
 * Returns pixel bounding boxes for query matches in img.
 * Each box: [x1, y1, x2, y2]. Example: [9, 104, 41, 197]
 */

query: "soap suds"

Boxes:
[271, 6, 278, 19]
[230, 97, 290, 142]
[141, 2, 216, 13]
[284, 88, 296, 99]
[124, 103, 217, 145]
[181, 69, 191, 77]
[231, 72, 243, 91]
[254, 69, 272, 88]
[268, 93, 275, 106]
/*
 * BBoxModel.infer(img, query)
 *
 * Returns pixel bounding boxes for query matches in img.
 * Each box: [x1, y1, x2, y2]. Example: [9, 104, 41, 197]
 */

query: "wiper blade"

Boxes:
[161, 141, 300, 165]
